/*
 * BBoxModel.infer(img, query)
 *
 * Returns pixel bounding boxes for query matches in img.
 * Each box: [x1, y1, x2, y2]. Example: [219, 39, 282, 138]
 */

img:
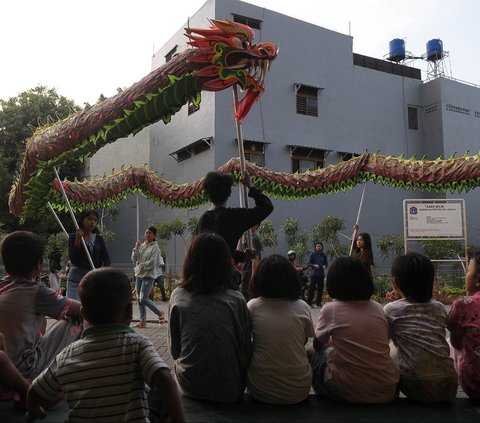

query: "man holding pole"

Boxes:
[196, 172, 273, 256]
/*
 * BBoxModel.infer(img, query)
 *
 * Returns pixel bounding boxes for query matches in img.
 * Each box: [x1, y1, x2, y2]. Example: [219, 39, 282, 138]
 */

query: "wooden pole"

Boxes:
[136, 194, 140, 241]
[232, 85, 253, 251]
[349, 183, 367, 256]
[53, 167, 95, 269]
[47, 202, 69, 237]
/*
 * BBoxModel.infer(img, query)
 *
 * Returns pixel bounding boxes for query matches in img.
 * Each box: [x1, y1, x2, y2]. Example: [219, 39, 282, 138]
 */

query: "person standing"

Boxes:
[48, 250, 62, 294]
[353, 232, 374, 276]
[196, 171, 273, 256]
[132, 226, 166, 328]
[307, 242, 328, 308]
[67, 209, 111, 300]
[153, 253, 168, 302]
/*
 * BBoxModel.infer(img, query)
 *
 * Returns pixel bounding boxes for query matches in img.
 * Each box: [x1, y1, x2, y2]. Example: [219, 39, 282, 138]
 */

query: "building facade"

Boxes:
[87, 0, 480, 270]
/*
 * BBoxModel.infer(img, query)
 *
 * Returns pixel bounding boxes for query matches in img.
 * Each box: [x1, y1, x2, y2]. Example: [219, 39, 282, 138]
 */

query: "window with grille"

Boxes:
[165, 46, 177, 63]
[296, 85, 319, 117]
[170, 138, 213, 162]
[408, 106, 418, 130]
[290, 146, 324, 172]
[243, 140, 266, 167]
[232, 14, 262, 30]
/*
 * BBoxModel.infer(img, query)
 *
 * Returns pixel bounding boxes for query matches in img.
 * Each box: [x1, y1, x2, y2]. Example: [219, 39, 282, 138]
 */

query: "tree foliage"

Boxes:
[420, 240, 464, 260]
[376, 234, 405, 261]
[187, 216, 198, 239]
[311, 216, 348, 259]
[0, 85, 81, 233]
[259, 220, 278, 252]
[281, 218, 308, 261]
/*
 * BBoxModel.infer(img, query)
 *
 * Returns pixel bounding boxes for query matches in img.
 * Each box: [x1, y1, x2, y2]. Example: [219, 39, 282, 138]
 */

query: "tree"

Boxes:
[258, 220, 278, 253]
[377, 234, 405, 261]
[187, 216, 198, 239]
[311, 216, 348, 259]
[0, 86, 81, 233]
[44, 232, 69, 262]
[154, 221, 173, 254]
[281, 218, 308, 261]
[420, 240, 463, 261]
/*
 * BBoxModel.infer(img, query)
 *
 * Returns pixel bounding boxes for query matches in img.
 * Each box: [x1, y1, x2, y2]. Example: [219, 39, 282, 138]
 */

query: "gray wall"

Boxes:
[91, 0, 480, 268]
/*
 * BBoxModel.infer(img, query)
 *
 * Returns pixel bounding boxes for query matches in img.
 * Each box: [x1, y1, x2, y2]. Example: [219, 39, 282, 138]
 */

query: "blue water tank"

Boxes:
[388, 38, 406, 62]
[426, 39, 443, 61]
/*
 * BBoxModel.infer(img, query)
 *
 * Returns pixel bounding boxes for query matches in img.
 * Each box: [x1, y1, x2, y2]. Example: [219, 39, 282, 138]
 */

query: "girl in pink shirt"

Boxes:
[309, 256, 399, 403]
[447, 252, 480, 401]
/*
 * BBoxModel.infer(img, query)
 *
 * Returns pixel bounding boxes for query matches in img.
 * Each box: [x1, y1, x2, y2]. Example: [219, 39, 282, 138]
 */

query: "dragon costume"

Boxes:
[8, 20, 480, 220]
[9, 19, 277, 220]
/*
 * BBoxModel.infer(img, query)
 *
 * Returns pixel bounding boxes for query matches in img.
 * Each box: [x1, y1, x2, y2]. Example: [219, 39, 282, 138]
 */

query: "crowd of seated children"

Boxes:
[3, 227, 474, 416]
[26, 267, 185, 423]
[447, 251, 480, 401]
[384, 252, 458, 402]
[247, 254, 314, 404]
[308, 256, 399, 404]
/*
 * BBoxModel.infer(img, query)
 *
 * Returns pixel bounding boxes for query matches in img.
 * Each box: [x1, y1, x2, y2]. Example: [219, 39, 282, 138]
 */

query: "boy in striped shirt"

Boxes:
[26, 267, 184, 422]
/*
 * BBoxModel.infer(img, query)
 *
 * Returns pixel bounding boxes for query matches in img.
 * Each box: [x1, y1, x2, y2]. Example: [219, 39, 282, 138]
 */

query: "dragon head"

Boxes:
[186, 19, 278, 122]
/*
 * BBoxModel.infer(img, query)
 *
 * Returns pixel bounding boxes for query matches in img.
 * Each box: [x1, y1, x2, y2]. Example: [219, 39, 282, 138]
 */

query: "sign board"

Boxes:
[403, 199, 465, 239]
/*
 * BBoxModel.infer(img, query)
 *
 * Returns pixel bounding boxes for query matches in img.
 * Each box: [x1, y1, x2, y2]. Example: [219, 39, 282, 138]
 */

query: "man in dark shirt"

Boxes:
[196, 171, 274, 256]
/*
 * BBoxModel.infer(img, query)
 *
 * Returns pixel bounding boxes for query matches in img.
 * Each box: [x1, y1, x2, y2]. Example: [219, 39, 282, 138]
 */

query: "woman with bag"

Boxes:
[132, 226, 166, 328]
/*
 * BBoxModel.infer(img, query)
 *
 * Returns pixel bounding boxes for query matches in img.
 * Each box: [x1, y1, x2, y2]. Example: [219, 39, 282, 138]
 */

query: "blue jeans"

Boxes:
[66, 267, 89, 300]
[136, 277, 160, 321]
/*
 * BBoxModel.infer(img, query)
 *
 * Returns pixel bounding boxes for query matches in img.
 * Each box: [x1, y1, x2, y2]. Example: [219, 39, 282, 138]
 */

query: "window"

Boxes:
[170, 137, 213, 162]
[232, 14, 262, 30]
[289, 146, 325, 173]
[243, 140, 266, 167]
[295, 84, 319, 117]
[165, 46, 177, 63]
[188, 101, 200, 115]
[408, 107, 418, 130]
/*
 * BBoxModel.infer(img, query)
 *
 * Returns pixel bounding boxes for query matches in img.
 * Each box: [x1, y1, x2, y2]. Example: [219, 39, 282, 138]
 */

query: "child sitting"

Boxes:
[26, 267, 185, 422]
[0, 231, 82, 380]
[168, 232, 252, 403]
[309, 256, 399, 404]
[0, 331, 30, 405]
[384, 252, 457, 402]
[447, 252, 480, 401]
[247, 255, 314, 404]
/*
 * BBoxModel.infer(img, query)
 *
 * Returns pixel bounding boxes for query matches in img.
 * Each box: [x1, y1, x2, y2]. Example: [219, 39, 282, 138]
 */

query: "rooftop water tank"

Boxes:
[426, 39, 443, 61]
[388, 38, 406, 62]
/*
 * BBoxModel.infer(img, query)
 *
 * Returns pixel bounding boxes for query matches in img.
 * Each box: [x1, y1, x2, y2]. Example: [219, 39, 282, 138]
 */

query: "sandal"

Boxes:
[133, 321, 147, 328]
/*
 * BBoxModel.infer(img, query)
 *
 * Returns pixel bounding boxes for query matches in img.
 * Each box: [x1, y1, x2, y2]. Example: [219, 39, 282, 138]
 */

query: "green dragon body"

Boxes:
[9, 20, 277, 220]
[48, 152, 480, 213]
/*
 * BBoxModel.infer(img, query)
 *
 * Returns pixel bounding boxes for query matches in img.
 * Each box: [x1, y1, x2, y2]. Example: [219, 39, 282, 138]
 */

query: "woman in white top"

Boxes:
[131, 226, 166, 328]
